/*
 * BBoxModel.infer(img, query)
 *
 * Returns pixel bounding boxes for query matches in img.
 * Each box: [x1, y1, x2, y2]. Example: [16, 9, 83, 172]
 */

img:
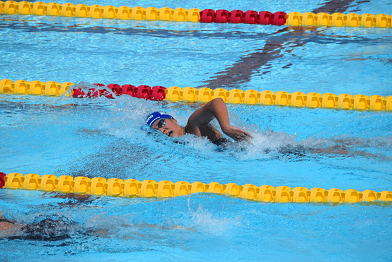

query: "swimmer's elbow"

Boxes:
[211, 97, 224, 104]
[207, 98, 226, 111]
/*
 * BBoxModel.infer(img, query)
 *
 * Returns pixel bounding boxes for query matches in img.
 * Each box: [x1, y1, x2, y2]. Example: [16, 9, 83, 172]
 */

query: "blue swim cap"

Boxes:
[146, 112, 174, 127]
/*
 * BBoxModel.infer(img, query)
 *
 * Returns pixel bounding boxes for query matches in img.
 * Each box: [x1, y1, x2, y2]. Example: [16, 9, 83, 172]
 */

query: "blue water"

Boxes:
[1, 0, 392, 261]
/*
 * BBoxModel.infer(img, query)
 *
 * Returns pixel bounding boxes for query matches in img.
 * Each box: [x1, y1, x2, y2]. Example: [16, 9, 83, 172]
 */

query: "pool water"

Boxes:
[1, 0, 392, 261]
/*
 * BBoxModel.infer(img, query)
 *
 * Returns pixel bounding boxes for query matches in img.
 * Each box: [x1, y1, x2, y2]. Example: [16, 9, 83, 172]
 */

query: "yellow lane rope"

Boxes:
[3, 173, 392, 204]
[1, 79, 391, 111]
[0, 1, 391, 28]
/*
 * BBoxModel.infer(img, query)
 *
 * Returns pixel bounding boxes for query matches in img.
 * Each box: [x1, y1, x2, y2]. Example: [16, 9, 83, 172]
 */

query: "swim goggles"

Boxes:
[157, 118, 167, 129]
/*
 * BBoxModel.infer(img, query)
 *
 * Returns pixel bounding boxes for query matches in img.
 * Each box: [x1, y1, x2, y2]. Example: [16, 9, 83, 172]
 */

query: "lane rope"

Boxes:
[1, 79, 391, 112]
[1, 173, 391, 204]
[0, 1, 391, 28]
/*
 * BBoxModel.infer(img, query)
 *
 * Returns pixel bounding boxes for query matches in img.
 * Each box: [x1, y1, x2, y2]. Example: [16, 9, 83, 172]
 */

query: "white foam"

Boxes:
[188, 202, 241, 236]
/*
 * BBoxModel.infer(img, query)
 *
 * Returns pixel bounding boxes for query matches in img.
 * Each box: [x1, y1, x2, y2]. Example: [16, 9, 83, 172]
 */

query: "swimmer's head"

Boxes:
[146, 112, 184, 138]
[146, 112, 174, 127]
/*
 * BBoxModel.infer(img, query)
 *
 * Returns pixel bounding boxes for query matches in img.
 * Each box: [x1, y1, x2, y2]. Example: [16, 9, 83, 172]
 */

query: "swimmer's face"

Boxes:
[152, 118, 182, 138]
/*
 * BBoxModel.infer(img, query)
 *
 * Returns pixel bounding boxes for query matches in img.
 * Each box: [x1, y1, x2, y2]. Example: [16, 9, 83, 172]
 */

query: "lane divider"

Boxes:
[1, 79, 391, 112]
[285, 12, 391, 28]
[164, 86, 392, 111]
[0, 1, 391, 28]
[1, 173, 391, 204]
[0, 79, 72, 97]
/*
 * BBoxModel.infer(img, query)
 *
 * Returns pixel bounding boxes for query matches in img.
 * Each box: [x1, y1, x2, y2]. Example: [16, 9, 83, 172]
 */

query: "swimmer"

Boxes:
[146, 98, 251, 146]
[0, 213, 195, 240]
[0, 215, 78, 241]
[145, 101, 390, 159]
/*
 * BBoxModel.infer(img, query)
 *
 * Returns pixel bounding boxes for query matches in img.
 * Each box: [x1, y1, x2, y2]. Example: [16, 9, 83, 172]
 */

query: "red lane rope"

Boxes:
[199, 10, 287, 25]
[72, 83, 166, 101]
[0, 172, 6, 189]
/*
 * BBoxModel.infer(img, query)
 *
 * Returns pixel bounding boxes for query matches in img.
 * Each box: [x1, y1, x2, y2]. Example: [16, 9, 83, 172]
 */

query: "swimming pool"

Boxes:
[1, 0, 392, 260]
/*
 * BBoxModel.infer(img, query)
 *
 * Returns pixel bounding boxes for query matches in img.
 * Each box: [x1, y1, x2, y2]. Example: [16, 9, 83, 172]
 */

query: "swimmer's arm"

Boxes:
[0, 221, 14, 230]
[187, 98, 228, 126]
[186, 98, 251, 141]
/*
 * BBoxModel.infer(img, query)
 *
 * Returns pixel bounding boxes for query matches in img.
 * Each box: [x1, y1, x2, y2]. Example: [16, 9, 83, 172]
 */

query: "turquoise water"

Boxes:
[1, 0, 392, 261]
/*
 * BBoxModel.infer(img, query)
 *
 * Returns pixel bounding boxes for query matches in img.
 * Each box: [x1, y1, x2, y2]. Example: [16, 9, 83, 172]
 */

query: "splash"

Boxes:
[237, 128, 333, 160]
[102, 94, 158, 138]
[187, 197, 241, 236]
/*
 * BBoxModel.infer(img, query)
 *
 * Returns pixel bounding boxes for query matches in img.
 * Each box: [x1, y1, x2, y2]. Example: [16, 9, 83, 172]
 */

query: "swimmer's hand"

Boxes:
[222, 126, 252, 142]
